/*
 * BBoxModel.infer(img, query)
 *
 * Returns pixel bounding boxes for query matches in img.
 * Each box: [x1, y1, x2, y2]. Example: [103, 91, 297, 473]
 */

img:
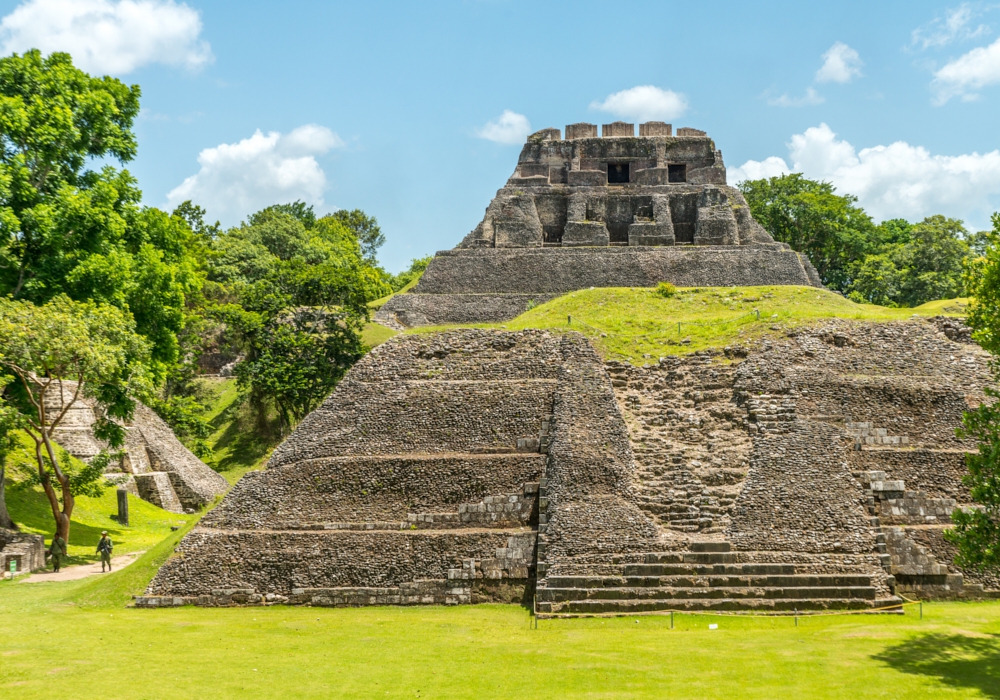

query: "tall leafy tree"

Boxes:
[739, 174, 877, 291]
[0, 51, 201, 383]
[209, 209, 390, 433]
[0, 295, 150, 544]
[0, 376, 22, 530]
[947, 213, 1000, 569]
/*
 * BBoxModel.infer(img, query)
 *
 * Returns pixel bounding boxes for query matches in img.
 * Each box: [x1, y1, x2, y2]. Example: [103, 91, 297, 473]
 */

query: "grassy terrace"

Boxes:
[411, 285, 969, 363]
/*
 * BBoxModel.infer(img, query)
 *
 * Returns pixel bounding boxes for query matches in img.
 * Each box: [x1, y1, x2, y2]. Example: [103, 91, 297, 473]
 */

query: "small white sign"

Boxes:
[708, 623, 718, 630]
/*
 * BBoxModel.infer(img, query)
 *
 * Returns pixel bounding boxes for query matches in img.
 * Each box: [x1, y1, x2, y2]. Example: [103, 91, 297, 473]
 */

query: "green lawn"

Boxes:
[0, 558, 998, 700]
[414, 286, 971, 364]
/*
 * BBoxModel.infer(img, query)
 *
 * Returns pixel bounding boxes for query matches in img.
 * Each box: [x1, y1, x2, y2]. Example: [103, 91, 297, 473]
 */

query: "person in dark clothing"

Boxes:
[48, 533, 67, 572]
[97, 531, 113, 572]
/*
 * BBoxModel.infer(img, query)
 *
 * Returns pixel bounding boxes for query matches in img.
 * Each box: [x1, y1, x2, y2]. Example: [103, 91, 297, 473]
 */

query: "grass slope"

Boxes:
[415, 286, 970, 364]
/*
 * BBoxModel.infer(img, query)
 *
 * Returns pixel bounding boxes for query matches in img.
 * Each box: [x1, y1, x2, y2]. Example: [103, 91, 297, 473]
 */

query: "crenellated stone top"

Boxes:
[457, 120, 775, 250]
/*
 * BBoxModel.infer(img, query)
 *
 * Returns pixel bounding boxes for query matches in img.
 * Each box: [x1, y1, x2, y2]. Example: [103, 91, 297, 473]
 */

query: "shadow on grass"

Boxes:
[873, 633, 1000, 698]
[208, 400, 281, 475]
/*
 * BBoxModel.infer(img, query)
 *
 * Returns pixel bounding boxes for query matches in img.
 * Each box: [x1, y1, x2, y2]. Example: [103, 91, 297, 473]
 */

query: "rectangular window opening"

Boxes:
[668, 164, 687, 183]
[608, 162, 630, 184]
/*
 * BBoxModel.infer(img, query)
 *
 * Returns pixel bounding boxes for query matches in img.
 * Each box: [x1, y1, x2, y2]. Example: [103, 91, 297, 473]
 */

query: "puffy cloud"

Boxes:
[815, 42, 863, 83]
[911, 3, 990, 49]
[166, 125, 343, 226]
[476, 110, 531, 145]
[589, 85, 688, 122]
[727, 156, 791, 184]
[729, 123, 1000, 228]
[0, 0, 212, 74]
[767, 87, 825, 108]
[932, 36, 1000, 103]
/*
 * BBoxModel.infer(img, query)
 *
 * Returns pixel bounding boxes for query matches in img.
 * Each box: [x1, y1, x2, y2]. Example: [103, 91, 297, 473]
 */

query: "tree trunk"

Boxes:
[35, 436, 72, 544]
[0, 462, 15, 530]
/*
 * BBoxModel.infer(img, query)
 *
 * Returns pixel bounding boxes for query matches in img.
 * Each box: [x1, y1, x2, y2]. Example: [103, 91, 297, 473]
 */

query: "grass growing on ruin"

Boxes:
[1, 569, 998, 700]
[416, 286, 970, 364]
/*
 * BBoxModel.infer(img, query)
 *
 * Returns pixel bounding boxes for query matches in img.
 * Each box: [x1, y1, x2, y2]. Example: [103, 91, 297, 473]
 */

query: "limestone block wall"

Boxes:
[727, 422, 875, 553]
[848, 449, 969, 501]
[536, 336, 660, 568]
[145, 330, 571, 606]
[0, 528, 45, 574]
[202, 454, 545, 529]
[42, 383, 228, 513]
[374, 293, 557, 330]
[607, 352, 753, 535]
[415, 247, 818, 296]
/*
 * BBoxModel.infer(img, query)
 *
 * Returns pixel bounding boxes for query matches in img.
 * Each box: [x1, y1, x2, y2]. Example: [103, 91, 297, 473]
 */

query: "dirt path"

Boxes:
[18, 551, 144, 583]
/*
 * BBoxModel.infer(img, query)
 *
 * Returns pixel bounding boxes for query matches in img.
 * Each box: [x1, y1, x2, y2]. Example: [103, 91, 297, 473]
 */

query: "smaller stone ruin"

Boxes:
[0, 528, 45, 575]
[44, 383, 229, 513]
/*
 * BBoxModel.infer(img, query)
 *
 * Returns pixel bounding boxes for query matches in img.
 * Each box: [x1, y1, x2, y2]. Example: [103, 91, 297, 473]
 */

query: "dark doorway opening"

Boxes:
[668, 164, 687, 183]
[608, 162, 630, 184]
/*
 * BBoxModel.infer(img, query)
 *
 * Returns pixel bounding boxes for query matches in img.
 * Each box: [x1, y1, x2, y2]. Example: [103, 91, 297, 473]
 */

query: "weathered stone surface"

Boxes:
[145, 318, 998, 610]
[0, 528, 45, 574]
[375, 125, 820, 329]
[44, 384, 228, 513]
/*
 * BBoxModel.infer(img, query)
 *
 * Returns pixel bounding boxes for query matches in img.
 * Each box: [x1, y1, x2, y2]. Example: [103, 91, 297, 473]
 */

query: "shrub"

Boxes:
[656, 282, 677, 298]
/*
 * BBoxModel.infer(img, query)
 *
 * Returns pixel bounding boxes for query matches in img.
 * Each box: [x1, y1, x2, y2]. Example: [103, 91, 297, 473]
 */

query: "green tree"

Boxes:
[846, 253, 903, 306]
[330, 208, 385, 264]
[389, 255, 433, 292]
[0, 376, 23, 530]
[895, 215, 970, 306]
[209, 210, 390, 433]
[0, 49, 139, 298]
[0, 51, 202, 384]
[947, 213, 1000, 570]
[739, 174, 877, 291]
[0, 295, 150, 544]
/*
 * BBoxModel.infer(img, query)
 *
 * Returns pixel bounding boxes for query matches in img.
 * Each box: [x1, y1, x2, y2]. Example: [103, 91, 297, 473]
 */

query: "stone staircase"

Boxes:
[536, 542, 897, 615]
[607, 356, 751, 535]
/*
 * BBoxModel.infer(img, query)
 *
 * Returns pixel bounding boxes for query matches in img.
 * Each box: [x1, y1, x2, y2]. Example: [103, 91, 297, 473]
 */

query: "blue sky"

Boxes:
[2, 0, 1000, 271]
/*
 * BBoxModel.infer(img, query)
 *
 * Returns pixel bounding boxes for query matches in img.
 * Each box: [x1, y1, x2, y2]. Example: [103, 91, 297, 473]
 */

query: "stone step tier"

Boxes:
[536, 542, 901, 616]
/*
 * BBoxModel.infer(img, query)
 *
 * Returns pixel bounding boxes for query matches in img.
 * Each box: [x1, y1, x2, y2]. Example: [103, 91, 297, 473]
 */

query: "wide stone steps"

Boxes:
[538, 585, 877, 603]
[537, 598, 880, 614]
[545, 573, 874, 588]
[537, 542, 897, 614]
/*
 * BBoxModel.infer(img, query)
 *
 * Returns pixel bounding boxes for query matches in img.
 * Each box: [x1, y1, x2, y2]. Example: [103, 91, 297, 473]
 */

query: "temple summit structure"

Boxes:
[376, 121, 822, 329]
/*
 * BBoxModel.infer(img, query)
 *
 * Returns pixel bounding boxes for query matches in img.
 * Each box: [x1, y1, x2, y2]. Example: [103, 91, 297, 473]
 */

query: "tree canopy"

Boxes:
[739, 174, 974, 306]
[0, 294, 150, 542]
[946, 213, 1000, 570]
[0, 50, 201, 383]
[206, 209, 390, 433]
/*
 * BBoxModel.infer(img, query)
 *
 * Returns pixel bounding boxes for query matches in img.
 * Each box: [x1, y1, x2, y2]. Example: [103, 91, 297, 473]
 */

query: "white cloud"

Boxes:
[767, 87, 825, 108]
[476, 110, 531, 145]
[166, 125, 343, 226]
[815, 42, 864, 83]
[589, 85, 688, 122]
[727, 157, 791, 184]
[912, 3, 990, 49]
[0, 0, 212, 75]
[729, 123, 1000, 228]
[932, 36, 1000, 102]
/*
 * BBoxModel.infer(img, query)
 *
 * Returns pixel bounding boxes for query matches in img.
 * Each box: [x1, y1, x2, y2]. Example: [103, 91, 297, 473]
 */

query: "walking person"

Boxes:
[48, 532, 66, 573]
[97, 531, 114, 572]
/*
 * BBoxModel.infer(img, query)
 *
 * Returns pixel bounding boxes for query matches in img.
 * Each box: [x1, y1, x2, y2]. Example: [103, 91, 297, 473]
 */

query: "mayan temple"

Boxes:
[376, 122, 821, 329]
[141, 125, 999, 612]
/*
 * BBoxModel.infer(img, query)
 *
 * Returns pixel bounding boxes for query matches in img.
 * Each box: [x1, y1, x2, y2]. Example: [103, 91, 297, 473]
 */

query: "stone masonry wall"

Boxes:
[375, 293, 556, 331]
[415, 246, 818, 296]
[203, 454, 545, 529]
